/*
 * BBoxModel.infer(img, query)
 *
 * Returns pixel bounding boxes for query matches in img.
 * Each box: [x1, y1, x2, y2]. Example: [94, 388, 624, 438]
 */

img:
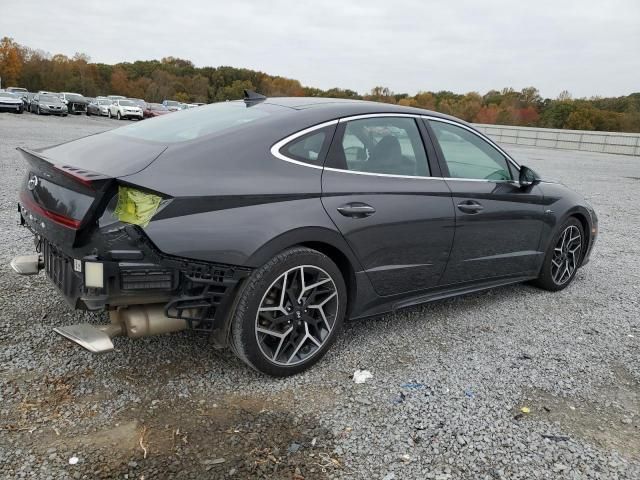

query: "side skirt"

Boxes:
[350, 274, 537, 320]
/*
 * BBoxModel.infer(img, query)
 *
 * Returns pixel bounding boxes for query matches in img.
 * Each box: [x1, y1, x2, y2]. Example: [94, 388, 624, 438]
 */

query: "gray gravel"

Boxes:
[0, 112, 638, 479]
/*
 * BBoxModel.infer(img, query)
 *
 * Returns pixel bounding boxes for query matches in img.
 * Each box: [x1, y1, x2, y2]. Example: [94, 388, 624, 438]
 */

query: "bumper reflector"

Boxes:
[84, 262, 104, 288]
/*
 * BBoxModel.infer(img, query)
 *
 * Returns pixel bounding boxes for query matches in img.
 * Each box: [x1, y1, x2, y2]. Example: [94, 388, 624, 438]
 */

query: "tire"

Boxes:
[532, 217, 585, 291]
[117, 111, 122, 120]
[230, 247, 346, 376]
[37, 106, 41, 115]
[108, 110, 111, 119]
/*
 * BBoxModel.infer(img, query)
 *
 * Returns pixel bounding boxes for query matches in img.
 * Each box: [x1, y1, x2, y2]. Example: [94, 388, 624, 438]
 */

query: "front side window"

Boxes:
[331, 117, 429, 177]
[429, 120, 512, 181]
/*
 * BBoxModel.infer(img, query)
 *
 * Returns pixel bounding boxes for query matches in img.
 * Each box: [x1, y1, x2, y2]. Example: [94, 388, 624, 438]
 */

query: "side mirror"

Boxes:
[519, 165, 540, 187]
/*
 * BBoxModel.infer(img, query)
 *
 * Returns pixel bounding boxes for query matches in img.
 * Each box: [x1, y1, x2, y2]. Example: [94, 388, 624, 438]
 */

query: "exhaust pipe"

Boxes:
[10, 254, 43, 275]
[54, 305, 191, 353]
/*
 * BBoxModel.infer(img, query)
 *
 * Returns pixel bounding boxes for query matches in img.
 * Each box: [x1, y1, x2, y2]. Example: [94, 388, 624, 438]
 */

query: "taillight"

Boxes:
[19, 191, 82, 229]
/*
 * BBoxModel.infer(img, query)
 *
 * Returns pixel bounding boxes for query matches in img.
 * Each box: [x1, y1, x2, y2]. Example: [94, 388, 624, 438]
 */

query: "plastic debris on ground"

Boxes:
[400, 382, 426, 390]
[353, 369, 373, 384]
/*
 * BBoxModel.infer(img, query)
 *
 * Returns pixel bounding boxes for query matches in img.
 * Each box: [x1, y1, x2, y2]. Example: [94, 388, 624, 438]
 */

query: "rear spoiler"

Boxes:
[18, 147, 110, 189]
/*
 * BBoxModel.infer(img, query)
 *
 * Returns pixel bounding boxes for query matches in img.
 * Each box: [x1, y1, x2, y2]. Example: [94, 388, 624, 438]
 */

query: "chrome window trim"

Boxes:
[324, 167, 441, 181]
[270, 119, 339, 170]
[337, 113, 422, 122]
[270, 112, 521, 182]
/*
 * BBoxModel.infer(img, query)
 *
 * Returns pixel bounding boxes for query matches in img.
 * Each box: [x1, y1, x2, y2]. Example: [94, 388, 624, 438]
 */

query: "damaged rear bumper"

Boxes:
[15, 203, 252, 334]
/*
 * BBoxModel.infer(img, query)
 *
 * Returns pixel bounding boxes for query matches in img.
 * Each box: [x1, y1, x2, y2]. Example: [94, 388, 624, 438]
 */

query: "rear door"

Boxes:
[426, 118, 546, 285]
[320, 115, 455, 297]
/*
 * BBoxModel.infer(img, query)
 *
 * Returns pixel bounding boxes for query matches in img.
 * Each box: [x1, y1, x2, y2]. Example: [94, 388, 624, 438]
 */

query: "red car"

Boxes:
[143, 103, 171, 119]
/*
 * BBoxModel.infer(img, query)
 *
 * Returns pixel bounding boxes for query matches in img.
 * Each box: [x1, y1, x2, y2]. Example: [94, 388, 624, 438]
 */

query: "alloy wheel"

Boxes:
[551, 225, 582, 285]
[255, 265, 339, 366]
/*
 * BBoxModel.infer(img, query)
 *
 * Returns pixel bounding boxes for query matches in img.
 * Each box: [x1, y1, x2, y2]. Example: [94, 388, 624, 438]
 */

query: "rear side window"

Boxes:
[279, 128, 333, 166]
[429, 120, 512, 181]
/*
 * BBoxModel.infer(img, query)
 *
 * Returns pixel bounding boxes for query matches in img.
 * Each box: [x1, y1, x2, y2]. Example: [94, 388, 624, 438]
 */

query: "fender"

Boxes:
[245, 225, 364, 271]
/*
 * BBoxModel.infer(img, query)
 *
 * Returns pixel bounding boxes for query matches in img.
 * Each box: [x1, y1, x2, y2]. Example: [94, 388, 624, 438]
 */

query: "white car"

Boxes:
[108, 99, 143, 120]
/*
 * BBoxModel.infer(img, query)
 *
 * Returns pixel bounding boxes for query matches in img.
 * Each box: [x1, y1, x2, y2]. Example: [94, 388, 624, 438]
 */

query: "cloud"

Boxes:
[3, 0, 639, 97]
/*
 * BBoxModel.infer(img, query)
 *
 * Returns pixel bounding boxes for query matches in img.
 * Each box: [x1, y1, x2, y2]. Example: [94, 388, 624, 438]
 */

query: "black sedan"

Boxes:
[11, 94, 597, 376]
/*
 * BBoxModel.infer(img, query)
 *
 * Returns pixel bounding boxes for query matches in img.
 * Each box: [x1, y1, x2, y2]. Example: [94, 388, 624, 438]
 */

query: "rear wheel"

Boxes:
[230, 247, 346, 376]
[533, 217, 584, 291]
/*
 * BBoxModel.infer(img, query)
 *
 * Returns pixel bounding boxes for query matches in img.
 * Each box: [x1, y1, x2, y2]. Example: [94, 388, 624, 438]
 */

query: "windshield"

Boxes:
[119, 100, 135, 106]
[98, 100, 111, 105]
[65, 94, 84, 101]
[150, 103, 167, 110]
[113, 101, 284, 143]
[165, 101, 180, 106]
[41, 95, 61, 102]
[0, 92, 18, 98]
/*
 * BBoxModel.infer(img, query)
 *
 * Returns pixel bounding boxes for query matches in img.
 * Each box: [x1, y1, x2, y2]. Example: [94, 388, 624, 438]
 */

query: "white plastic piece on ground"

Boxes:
[353, 369, 373, 384]
[68, 456, 79, 465]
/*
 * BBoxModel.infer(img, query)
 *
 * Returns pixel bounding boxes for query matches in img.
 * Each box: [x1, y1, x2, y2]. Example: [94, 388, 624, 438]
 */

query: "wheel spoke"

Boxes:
[550, 225, 583, 286]
[255, 264, 339, 367]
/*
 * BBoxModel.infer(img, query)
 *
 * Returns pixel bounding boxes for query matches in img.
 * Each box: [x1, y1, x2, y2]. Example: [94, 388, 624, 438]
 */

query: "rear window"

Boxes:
[112, 101, 283, 143]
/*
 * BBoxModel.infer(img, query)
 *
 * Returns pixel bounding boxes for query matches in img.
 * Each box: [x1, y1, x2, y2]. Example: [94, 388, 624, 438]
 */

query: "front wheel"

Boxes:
[230, 247, 346, 376]
[532, 217, 584, 291]
[117, 111, 122, 120]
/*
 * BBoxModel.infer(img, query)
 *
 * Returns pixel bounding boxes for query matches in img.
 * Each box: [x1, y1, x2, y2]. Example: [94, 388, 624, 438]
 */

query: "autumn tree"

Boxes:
[5, 38, 640, 133]
[0, 37, 24, 87]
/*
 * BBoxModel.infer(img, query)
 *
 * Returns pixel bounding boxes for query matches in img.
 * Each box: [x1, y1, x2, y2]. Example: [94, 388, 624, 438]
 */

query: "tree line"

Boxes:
[2, 37, 639, 132]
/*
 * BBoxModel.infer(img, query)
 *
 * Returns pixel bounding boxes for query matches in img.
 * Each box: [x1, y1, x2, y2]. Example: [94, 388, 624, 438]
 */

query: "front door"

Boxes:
[321, 115, 455, 297]
[426, 119, 546, 285]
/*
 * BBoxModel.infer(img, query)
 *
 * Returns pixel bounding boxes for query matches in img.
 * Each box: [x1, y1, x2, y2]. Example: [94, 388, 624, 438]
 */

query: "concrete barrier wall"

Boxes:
[472, 124, 640, 157]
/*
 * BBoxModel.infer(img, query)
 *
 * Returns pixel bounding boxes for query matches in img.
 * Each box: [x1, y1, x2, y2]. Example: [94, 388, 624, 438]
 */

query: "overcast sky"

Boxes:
[2, 0, 639, 98]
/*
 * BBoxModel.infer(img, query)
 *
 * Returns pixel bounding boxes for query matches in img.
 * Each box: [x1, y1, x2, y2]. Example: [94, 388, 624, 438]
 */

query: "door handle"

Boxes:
[337, 202, 376, 218]
[457, 201, 484, 214]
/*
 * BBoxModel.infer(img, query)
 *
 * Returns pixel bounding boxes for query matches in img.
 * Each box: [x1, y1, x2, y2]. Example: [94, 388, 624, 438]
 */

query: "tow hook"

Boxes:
[10, 254, 44, 275]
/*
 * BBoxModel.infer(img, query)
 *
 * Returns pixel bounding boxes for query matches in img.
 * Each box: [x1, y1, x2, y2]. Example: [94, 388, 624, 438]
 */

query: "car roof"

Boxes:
[261, 96, 460, 122]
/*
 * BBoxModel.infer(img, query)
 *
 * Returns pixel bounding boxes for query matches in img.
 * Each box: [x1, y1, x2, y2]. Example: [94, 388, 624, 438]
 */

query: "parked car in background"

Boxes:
[6, 87, 28, 95]
[107, 95, 126, 101]
[59, 92, 88, 114]
[30, 93, 68, 116]
[108, 98, 143, 120]
[128, 98, 147, 110]
[0, 92, 24, 113]
[87, 98, 113, 116]
[143, 102, 170, 118]
[162, 100, 182, 112]
[22, 92, 35, 110]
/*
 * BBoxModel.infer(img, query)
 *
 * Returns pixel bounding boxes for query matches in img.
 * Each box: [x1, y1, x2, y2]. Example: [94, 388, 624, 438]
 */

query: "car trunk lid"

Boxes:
[18, 135, 167, 240]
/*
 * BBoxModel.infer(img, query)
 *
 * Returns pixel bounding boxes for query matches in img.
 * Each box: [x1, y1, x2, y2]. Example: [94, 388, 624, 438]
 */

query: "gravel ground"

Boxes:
[0, 112, 638, 479]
